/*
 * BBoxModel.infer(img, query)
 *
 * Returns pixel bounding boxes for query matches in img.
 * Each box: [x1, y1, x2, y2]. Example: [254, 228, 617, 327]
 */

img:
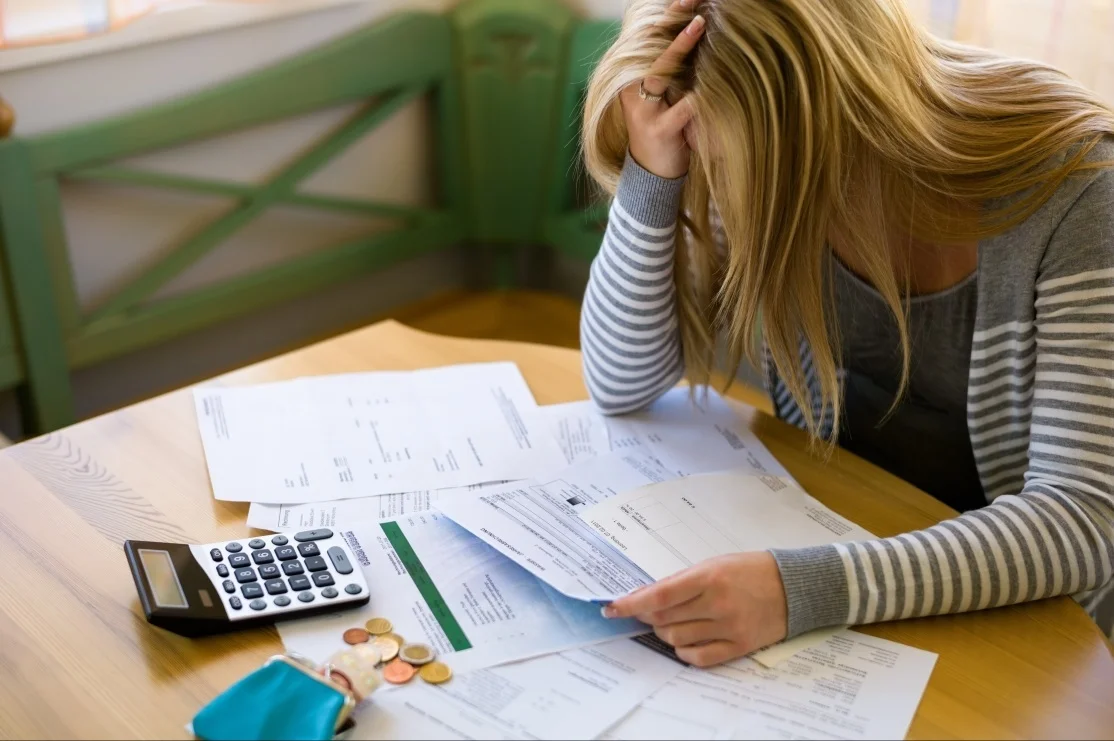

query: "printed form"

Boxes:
[279, 512, 648, 674]
[358, 639, 682, 740]
[604, 630, 936, 741]
[194, 363, 566, 503]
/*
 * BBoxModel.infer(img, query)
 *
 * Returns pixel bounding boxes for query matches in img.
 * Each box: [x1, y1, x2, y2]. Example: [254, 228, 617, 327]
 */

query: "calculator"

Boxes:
[124, 529, 369, 637]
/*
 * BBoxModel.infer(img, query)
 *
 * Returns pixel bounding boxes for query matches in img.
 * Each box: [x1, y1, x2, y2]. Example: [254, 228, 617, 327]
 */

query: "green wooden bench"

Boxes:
[0, 0, 618, 436]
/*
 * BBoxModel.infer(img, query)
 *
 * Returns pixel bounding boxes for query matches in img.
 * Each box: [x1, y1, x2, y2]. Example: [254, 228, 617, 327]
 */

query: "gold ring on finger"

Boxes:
[639, 80, 665, 103]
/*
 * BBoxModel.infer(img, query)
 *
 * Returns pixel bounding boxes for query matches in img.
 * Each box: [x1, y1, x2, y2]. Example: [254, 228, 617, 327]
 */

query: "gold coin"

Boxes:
[342, 628, 369, 645]
[386, 633, 406, 647]
[372, 635, 400, 662]
[365, 617, 393, 635]
[399, 642, 435, 666]
[419, 661, 452, 685]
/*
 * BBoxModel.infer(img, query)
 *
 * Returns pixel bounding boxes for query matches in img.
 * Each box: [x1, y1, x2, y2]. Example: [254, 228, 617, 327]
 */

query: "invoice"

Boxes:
[278, 511, 648, 673]
[194, 363, 566, 503]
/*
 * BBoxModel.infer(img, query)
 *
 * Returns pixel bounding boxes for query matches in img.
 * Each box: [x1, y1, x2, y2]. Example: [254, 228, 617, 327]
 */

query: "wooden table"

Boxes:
[1, 320, 1112, 740]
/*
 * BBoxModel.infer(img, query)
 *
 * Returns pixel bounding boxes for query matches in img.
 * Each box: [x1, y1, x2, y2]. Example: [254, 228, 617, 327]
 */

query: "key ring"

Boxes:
[638, 79, 664, 103]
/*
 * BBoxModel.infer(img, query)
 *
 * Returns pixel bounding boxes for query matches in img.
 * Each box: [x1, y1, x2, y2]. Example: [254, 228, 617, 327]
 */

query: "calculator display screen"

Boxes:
[139, 549, 188, 608]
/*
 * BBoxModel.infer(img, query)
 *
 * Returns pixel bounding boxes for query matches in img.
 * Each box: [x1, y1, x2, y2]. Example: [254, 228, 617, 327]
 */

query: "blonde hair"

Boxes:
[582, 0, 1114, 445]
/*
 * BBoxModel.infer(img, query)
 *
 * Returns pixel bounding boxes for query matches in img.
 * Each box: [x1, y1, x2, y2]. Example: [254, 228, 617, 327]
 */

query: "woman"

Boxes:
[584, 0, 1114, 666]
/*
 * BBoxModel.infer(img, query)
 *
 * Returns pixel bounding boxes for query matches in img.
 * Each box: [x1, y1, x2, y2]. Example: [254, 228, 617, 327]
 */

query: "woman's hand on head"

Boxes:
[603, 551, 789, 667]
[619, 2, 705, 180]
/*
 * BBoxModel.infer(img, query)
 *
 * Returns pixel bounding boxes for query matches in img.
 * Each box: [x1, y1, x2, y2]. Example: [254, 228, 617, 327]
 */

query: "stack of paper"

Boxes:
[192, 365, 938, 740]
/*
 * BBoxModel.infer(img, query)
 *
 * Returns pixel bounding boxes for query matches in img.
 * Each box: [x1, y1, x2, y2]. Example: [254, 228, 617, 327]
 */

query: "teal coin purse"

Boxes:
[192, 655, 356, 741]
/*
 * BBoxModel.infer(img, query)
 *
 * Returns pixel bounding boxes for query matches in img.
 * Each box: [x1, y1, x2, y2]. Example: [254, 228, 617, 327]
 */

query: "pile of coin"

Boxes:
[338, 616, 452, 687]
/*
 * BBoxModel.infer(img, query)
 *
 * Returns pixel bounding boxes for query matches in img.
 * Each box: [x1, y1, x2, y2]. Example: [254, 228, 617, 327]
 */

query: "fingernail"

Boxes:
[601, 605, 616, 619]
[687, 15, 705, 35]
[678, 0, 690, 7]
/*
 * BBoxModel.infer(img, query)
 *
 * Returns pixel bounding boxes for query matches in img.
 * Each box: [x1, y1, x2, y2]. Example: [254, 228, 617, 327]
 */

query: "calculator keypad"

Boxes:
[297, 542, 320, 558]
[251, 549, 274, 565]
[265, 579, 288, 595]
[234, 568, 257, 583]
[275, 546, 297, 561]
[289, 575, 312, 591]
[312, 572, 335, 588]
[241, 584, 264, 599]
[304, 556, 327, 572]
[282, 561, 304, 576]
[228, 553, 250, 568]
[258, 564, 281, 580]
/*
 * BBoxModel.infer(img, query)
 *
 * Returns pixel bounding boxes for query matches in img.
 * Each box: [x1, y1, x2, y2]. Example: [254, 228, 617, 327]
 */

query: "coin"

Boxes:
[372, 636, 400, 662]
[382, 658, 417, 685]
[399, 642, 435, 666]
[343, 628, 370, 645]
[419, 661, 452, 685]
[365, 617, 393, 636]
[386, 633, 406, 647]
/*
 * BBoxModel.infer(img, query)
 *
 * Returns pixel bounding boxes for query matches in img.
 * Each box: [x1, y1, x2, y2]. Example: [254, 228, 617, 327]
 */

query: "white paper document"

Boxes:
[580, 470, 874, 581]
[278, 512, 648, 673]
[194, 363, 565, 503]
[541, 400, 613, 465]
[436, 453, 677, 602]
[356, 638, 682, 740]
[245, 483, 505, 531]
[604, 631, 937, 741]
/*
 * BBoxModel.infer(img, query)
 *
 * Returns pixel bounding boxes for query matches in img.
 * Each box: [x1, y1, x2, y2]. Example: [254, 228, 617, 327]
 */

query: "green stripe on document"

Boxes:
[380, 521, 472, 651]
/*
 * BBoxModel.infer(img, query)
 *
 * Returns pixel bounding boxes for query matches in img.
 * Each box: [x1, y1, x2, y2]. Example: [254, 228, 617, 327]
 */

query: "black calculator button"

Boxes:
[271, 535, 289, 546]
[312, 572, 335, 588]
[241, 583, 264, 599]
[321, 587, 339, 599]
[297, 592, 315, 603]
[273, 596, 291, 607]
[229, 597, 242, 610]
[289, 575, 312, 591]
[216, 564, 229, 577]
[275, 546, 297, 561]
[222, 580, 235, 594]
[258, 564, 280, 580]
[294, 529, 333, 542]
[344, 584, 363, 595]
[326, 546, 354, 575]
[210, 548, 223, 562]
[249, 599, 267, 611]
[234, 567, 257, 583]
[225, 542, 243, 553]
[248, 539, 266, 549]
[251, 549, 274, 565]
[297, 542, 320, 558]
[228, 553, 250, 568]
[304, 556, 328, 572]
[282, 561, 304, 576]
[265, 579, 288, 595]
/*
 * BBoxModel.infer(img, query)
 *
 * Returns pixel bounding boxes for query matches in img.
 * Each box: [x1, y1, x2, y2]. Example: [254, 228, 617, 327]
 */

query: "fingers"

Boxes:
[676, 640, 742, 668]
[660, 96, 695, 131]
[604, 570, 704, 618]
[645, 14, 705, 93]
[637, 590, 712, 626]
[653, 620, 719, 648]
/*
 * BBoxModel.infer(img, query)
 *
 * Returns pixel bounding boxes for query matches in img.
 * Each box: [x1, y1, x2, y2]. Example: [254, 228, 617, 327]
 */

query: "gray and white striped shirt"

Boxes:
[581, 147, 1114, 639]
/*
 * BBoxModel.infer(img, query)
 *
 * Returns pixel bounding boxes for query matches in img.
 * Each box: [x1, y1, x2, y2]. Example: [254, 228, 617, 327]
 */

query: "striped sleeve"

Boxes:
[580, 155, 687, 414]
[771, 170, 1114, 639]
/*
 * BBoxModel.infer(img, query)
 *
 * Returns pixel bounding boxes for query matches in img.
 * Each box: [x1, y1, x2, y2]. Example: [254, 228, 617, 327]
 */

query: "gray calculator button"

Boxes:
[321, 587, 339, 599]
[275, 546, 297, 561]
[251, 549, 274, 565]
[273, 596, 291, 607]
[216, 564, 230, 578]
[344, 584, 363, 595]
[312, 572, 335, 588]
[271, 535, 289, 546]
[297, 592, 315, 603]
[327, 547, 354, 575]
[249, 599, 267, 611]
[241, 583, 264, 599]
[222, 580, 235, 594]
[225, 542, 243, 553]
[282, 561, 304, 576]
[210, 548, 223, 562]
[304, 556, 327, 572]
[297, 542, 320, 558]
[234, 567, 257, 583]
[265, 579, 288, 595]
[294, 529, 333, 542]
[248, 538, 266, 549]
[229, 597, 242, 610]
[258, 564, 281, 580]
[289, 575, 312, 591]
[228, 553, 250, 569]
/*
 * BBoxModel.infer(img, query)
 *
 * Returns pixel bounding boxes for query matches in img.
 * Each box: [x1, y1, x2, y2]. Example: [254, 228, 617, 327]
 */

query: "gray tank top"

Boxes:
[832, 256, 987, 512]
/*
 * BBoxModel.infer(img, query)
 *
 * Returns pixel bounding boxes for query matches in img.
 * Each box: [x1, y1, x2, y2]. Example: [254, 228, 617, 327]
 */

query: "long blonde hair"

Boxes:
[582, 0, 1114, 444]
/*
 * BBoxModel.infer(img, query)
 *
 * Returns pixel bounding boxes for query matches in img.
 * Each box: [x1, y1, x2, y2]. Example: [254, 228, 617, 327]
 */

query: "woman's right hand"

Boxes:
[619, 3, 705, 180]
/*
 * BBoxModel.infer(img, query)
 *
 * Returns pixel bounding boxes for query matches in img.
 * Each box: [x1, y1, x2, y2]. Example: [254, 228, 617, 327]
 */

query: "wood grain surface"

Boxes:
[1, 320, 1112, 740]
